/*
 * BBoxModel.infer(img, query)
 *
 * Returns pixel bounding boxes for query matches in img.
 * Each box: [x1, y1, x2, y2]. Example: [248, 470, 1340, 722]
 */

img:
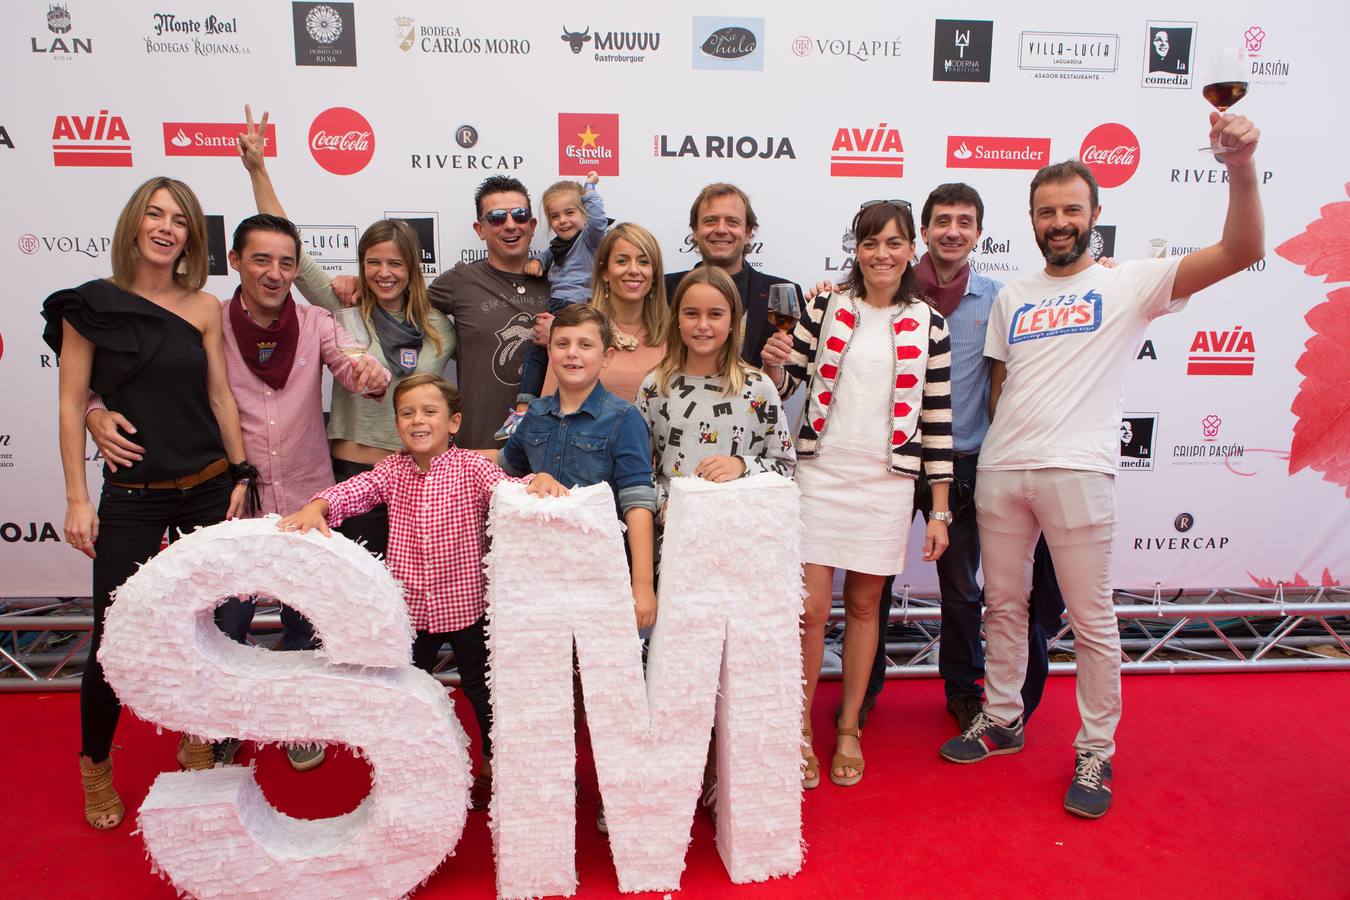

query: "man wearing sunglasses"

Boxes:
[664, 182, 803, 368]
[425, 176, 550, 448]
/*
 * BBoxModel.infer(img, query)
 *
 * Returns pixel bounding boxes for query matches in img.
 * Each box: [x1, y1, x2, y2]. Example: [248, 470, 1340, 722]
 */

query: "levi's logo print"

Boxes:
[1008, 290, 1103, 344]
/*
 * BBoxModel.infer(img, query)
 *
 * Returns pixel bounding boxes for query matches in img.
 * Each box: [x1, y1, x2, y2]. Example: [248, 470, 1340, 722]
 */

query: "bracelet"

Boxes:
[229, 461, 259, 483]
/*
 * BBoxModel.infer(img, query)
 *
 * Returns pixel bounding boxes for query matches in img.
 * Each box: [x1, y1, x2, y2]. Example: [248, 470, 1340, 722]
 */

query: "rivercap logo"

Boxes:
[1174, 512, 1194, 533]
[455, 125, 478, 148]
[692, 17, 763, 70]
[308, 107, 374, 175]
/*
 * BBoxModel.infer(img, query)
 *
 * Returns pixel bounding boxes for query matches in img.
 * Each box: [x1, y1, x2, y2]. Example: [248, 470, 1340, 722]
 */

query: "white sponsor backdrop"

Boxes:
[2, 0, 1348, 596]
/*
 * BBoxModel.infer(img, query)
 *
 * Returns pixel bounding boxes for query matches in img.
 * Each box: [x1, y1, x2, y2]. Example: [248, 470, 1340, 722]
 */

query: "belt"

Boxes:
[107, 457, 230, 491]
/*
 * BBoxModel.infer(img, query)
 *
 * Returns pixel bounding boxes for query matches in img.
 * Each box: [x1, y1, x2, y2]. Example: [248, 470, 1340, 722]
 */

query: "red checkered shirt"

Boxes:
[316, 448, 531, 632]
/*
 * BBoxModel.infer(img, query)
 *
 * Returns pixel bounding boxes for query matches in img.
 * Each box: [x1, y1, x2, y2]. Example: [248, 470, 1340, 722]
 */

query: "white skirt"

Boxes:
[795, 444, 917, 576]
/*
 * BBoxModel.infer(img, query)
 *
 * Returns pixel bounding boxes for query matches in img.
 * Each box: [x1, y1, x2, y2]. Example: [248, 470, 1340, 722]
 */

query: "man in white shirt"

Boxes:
[938, 113, 1265, 819]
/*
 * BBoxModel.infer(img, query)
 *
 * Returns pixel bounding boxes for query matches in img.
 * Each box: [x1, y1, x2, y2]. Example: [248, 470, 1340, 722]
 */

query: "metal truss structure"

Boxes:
[2, 585, 1348, 692]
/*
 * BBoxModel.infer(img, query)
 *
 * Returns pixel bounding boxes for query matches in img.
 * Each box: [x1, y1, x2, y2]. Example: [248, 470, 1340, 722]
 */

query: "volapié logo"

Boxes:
[385, 211, 440, 277]
[17, 232, 110, 257]
[946, 135, 1050, 170]
[1142, 21, 1195, 88]
[932, 19, 992, 82]
[1079, 122, 1139, 188]
[308, 107, 374, 175]
[51, 110, 132, 167]
[557, 113, 619, 176]
[790, 34, 901, 62]
[1018, 31, 1118, 79]
[31, 3, 92, 58]
[1119, 413, 1158, 470]
[1186, 325, 1255, 376]
[411, 124, 522, 172]
[164, 121, 275, 158]
[293, 2, 356, 67]
[692, 17, 763, 70]
[655, 133, 795, 161]
[830, 124, 903, 177]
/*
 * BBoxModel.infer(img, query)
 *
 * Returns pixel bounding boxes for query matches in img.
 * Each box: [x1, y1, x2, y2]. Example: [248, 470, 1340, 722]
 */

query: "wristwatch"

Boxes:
[930, 510, 953, 524]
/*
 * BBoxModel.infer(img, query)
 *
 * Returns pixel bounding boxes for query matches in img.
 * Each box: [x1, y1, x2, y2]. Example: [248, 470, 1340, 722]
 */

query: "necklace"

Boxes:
[612, 323, 642, 352]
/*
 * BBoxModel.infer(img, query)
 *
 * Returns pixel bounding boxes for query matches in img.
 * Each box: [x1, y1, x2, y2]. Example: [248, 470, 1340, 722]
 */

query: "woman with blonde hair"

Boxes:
[43, 175, 251, 829]
[239, 110, 454, 559]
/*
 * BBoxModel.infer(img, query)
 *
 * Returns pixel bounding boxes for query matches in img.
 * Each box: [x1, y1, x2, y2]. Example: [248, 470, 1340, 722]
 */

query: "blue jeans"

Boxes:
[215, 597, 317, 651]
[867, 454, 1066, 721]
[517, 296, 574, 403]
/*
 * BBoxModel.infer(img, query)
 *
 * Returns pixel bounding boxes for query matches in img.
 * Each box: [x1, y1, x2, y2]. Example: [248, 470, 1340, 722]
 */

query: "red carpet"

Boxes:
[7, 674, 1348, 898]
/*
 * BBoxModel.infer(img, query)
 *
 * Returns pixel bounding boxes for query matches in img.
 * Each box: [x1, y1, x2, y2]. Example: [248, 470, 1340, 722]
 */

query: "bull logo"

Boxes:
[561, 26, 591, 54]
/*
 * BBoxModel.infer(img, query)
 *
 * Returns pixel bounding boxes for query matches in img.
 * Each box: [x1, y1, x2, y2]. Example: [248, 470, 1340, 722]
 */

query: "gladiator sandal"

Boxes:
[177, 733, 215, 771]
[79, 754, 124, 830]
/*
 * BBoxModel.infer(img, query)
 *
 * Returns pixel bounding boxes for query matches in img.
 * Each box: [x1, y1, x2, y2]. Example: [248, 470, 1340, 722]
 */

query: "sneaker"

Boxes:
[1064, 752, 1113, 819]
[286, 743, 326, 772]
[946, 694, 983, 733]
[938, 712, 1024, 763]
[596, 805, 607, 835]
[214, 738, 243, 766]
[493, 409, 526, 442]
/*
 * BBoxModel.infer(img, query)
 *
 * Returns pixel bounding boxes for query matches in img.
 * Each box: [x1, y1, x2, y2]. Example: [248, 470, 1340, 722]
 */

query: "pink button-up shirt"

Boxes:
[222, 299, 390, 515]
[317, 448, 531, 632]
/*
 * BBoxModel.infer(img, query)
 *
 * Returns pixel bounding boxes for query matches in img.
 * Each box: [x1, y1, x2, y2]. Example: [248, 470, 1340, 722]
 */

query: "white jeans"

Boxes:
[975, 468, 1122, 758]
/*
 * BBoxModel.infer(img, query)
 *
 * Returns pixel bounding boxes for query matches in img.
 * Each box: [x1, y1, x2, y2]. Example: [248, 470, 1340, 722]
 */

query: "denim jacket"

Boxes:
[500, 381, 657, 514]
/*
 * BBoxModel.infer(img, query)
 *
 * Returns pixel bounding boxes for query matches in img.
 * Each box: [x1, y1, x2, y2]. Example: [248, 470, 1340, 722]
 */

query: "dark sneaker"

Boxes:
[213, 738, 242, 766]
[286, 743, 326, 772]
[493, 409, 526, 442]
[946, 694, 983, 733]
[939, 712, 1025, 763]
[596, 805, 608, 835]
[1064, 752, 1113, 819]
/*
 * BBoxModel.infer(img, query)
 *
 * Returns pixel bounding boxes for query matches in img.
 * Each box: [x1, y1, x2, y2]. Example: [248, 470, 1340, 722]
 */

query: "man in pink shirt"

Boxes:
[86, 214, 389, 770]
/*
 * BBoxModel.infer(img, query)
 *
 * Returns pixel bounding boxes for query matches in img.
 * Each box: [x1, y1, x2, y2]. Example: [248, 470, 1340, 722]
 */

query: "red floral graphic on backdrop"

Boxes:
[1275, 184, 1350, 498]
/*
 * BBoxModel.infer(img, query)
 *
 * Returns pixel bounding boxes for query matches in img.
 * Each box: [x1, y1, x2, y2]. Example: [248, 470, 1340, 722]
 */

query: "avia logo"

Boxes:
[308, 107, 374, 175]
[946, 135, 1050, 170]
[557, 113, 619, 176]
[1187, 326, 1255, 376]
[1079, 122, 1139, 188]
[51, 110, 132, 167]
[656, 134, 795, 161]
[163, 121, 277, 158]
[829, 123, 903, 177]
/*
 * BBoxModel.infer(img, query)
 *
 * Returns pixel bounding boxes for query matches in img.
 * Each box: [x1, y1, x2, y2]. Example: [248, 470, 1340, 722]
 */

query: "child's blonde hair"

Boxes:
[541, 180, 584, 219]
[652, 267, 751, 397]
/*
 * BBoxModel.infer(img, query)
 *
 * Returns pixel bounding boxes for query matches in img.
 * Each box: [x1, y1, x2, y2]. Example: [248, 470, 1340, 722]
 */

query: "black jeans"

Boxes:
[411, 616, 493, 758]
[331, 457, 389, 559]
[867, 455, 1067, 721]
[81, 474, 232, 762]
[215, 597, 317, 651]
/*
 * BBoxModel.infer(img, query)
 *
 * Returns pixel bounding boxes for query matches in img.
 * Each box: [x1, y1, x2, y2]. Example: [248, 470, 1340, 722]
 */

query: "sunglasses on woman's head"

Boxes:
[481, 207, 532, 227]
[860, 199, 911, 211]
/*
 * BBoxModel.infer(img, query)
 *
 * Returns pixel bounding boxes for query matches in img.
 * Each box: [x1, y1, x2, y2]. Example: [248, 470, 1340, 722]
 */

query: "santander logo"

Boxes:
[308, 107, 374, 175]
[163, 122, 277, 158]
[946, 135, 1050, 170]
[1079, 123, 1139, 188]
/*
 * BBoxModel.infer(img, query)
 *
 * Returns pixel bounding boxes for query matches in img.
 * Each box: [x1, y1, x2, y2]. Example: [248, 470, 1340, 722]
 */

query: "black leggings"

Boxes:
[411, 616, 493, 759]
[81, 475, 232, 762]
[330, 456, 389, 558]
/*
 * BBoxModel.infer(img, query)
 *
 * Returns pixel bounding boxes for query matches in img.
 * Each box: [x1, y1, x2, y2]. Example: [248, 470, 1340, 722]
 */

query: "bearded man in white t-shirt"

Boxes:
[938, 114, 1265, 819]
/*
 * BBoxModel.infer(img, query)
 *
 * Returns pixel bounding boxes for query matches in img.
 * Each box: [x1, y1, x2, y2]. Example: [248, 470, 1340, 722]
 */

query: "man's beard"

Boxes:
[1037, 225, 1093, 267]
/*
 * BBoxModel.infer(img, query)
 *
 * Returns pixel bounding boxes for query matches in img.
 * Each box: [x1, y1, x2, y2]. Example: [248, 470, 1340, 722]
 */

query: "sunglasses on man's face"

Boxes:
[481, 207, 532, 227]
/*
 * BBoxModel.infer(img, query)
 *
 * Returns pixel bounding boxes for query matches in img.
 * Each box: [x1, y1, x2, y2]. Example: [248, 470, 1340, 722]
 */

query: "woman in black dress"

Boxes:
[43, 176, 251, 830]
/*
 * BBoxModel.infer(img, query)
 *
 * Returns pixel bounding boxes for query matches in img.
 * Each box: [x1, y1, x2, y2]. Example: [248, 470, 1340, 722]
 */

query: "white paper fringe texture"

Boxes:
[98, 516, 472, 900]
[485, 475, 805, 898]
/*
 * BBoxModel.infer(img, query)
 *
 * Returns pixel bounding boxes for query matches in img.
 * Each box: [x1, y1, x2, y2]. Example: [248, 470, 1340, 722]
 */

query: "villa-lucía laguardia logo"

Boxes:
[1018, 31, 1118, 80]
[297, 225, 358, 273]
[557, 113, 619, 176]
[293, 2, 356, 67]
[692, 17, 763, 70]
[31, 3, 92, 59]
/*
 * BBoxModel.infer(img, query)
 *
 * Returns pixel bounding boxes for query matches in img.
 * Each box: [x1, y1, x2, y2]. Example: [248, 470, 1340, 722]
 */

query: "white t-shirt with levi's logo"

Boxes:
[980, 257, 1187, 475]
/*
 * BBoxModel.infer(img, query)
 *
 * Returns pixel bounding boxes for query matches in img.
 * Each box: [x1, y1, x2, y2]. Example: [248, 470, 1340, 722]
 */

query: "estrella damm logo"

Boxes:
[1008, 289, 1103, 343]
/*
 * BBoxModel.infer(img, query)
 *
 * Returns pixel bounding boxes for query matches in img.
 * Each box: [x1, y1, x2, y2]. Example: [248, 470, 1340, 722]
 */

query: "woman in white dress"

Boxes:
[765, 200, 954, 788]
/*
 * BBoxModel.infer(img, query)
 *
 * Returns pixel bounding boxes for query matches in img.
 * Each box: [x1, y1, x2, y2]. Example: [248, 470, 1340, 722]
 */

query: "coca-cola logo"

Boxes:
[308, 106, 374, 175]
[1079, 122, 1139, 189]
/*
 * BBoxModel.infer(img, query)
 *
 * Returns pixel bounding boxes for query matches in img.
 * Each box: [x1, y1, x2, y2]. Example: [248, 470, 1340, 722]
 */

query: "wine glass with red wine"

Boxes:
[766, 284, 802, 336]
[1199, 48, 1249, 157]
